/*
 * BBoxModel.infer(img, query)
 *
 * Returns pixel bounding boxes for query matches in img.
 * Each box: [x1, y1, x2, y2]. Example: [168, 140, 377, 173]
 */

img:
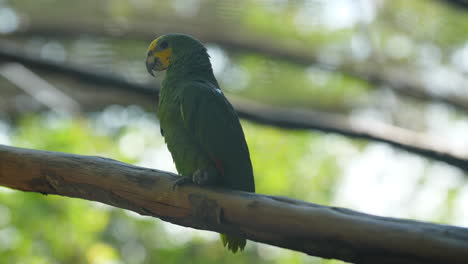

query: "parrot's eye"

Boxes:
[160, 41, 168, 49]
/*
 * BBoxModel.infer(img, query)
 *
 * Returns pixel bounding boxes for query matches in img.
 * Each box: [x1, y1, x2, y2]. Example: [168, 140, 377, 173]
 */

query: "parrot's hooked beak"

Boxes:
[146, 49, 170, 76]
[146, 54, 157, 77]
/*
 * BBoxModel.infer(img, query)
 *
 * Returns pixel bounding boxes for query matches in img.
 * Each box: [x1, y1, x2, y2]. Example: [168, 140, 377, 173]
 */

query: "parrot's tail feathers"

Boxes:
[220, 233, 246, 253]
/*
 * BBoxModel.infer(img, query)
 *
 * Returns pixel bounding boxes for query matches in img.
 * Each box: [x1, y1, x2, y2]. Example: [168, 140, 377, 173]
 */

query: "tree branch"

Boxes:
[0, 42, 155, 97]
[9, 21, 468, 112]
[437, 0, 468, 9]
[2, 42, 468, 171]
[0, 144, 467, 263]
[233, 98, 468, 171]
[0, 62, 81, 115]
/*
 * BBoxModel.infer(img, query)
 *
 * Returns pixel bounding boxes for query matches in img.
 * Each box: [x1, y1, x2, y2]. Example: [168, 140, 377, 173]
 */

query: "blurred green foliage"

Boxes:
[1, 0, 468, 263]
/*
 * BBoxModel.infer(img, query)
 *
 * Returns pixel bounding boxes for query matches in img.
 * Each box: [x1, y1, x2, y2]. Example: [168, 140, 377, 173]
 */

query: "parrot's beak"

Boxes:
[146, 53, 167, 76]
[146, 54, 156, 77]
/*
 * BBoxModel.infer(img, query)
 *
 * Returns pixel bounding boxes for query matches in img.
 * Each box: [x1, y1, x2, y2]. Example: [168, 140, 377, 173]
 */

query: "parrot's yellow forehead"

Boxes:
[148, 36, 162, 52]
[147, 36, 172, 71]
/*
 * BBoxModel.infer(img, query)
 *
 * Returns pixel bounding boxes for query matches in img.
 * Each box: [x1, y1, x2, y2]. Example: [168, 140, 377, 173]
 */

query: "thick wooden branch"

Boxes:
[1, 43, 468, 172]
[0, 145, 467, 263]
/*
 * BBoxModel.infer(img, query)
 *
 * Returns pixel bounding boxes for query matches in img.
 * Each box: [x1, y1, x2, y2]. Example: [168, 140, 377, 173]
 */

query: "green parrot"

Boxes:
[145, 33, 255, 253]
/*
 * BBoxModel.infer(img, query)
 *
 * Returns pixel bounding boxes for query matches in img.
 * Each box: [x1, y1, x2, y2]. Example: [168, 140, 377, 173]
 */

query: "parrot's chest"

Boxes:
[157, 91, 204, 176]
[157, 85, 184, 138]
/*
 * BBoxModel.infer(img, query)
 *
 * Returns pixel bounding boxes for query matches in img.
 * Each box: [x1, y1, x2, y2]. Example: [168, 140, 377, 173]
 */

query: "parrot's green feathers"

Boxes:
[146, 33, 254, 253]
[220, 233, 247, 253]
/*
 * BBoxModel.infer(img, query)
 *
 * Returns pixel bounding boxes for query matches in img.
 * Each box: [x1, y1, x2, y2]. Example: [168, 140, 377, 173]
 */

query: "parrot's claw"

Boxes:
[193, 169, 211, 185]
[172, 177, 192, 190]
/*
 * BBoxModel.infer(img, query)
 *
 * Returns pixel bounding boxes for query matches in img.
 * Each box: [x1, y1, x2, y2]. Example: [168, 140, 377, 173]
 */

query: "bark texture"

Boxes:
[1, 145, 467, 264]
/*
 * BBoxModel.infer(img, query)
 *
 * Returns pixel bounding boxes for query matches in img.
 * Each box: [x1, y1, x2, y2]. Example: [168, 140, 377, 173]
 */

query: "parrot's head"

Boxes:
[145, 33, 208, 76]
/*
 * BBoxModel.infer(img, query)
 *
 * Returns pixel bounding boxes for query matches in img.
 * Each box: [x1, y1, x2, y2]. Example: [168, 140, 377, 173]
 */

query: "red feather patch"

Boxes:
[209, 155, 225, 176]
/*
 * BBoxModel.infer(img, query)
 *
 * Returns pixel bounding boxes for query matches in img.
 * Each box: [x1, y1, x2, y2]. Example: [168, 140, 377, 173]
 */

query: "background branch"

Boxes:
[9, 22, 468, 112]
[0, 42, 155, 96]
[0, 144, 467, 264]
[0, 63, 81, 115]
[1, 43, 468, 171]
[437, 0, 468, 9]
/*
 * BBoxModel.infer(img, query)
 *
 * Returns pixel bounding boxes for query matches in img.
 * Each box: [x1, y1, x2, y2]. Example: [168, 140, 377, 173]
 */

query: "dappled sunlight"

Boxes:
[425, 104, 468, 155]
[409, 164, 464, 222]
[334, 144, 427, 216]
[0, 7, 18, 34]
[384, 34, 414, 59]
[137, 145, 177, 173]
[422, 65, 468, 94]
[0, 121, 10, 145]
[120, 239, 147, 264]
[207, 44, 229, 76]
[1, 0, 468, 263]
[220, 64, 250, 92]
[256, 244, 282, 261]
[0, 226, 20, 251]
[86, 242, 120, 264]
[40, 41, 67, 62]
[161, 222, 218, 246]
[454, 185, 468, 227]
[451, 42, 468, 73]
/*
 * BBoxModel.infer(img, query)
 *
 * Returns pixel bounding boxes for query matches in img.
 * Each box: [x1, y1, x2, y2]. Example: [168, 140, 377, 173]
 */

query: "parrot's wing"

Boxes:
[180, 81, 255, 192]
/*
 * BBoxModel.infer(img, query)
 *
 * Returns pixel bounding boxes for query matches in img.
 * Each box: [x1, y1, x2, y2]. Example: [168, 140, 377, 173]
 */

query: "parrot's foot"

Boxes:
[172, 177, 192, 190]
[193, 169, 215, 185]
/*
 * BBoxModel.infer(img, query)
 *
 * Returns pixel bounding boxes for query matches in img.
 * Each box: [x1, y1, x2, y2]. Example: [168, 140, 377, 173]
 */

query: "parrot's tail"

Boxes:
[220, 233, 246, 253]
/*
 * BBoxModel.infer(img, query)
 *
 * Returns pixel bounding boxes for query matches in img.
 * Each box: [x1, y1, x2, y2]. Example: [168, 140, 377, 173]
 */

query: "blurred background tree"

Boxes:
[0, 0, 468, 263]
